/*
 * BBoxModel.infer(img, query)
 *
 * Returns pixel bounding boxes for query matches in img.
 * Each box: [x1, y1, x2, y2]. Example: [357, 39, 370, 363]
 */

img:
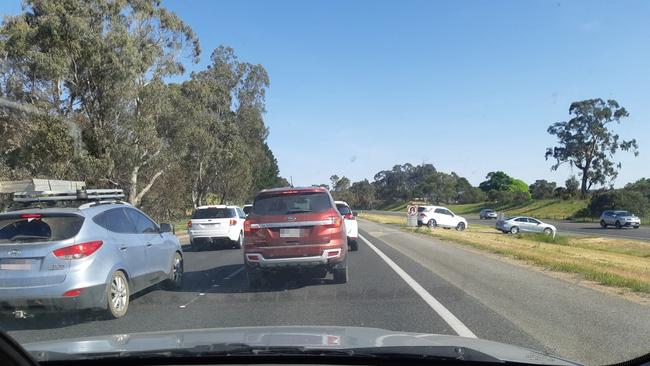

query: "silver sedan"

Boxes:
[496, 216, 557, 235]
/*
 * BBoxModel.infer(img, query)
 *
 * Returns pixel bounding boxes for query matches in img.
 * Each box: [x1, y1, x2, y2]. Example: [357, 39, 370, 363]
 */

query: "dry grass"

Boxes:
[359, 213, 650, 293]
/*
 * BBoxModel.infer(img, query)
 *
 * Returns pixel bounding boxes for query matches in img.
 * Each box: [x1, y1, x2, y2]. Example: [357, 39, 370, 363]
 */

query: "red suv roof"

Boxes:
[258, 186, 328, 195]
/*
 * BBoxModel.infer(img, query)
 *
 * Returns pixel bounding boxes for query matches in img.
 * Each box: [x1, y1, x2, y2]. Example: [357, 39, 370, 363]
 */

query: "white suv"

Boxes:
[188, 205, 246, 250]
[417, 205, 468, 231]
[335, 200, 358, 251]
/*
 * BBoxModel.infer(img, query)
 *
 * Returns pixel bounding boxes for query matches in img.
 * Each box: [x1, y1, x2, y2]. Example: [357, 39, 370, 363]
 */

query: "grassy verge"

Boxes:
[173, 218, 189, 233]
[359, 213, 650, 293]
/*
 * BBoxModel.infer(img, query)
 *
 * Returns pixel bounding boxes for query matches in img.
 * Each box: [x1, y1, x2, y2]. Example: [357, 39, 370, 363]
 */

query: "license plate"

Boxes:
[0, 259, 34, 271]
[280, 228, 301, 238]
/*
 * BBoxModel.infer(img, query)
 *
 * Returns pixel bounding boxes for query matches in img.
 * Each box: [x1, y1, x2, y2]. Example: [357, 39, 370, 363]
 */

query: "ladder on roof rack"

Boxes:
[0, 179, 85, 193]
[13, 189, 125, 202]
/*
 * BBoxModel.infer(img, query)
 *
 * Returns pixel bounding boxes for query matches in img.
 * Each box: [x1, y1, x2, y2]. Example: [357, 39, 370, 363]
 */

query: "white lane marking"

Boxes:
[179, 293, 205, 309]
[225, 266, 245, 280]
[359, 234, 477, 338]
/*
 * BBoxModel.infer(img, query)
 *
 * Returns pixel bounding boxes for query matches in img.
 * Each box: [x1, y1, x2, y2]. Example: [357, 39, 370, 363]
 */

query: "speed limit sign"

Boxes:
[407, 205, 418, 216]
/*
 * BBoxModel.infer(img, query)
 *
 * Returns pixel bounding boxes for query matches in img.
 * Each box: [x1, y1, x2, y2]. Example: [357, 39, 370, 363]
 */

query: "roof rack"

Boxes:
[13, 189, 125, 203]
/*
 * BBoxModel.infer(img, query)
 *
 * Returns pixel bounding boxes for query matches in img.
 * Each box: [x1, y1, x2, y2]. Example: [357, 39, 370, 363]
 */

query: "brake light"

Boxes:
[244, 220, 259, 233]
[229, 219, 237, 226]
[343, 213, 354, 220]
[53, 241, 103, 260]
[62, 289, 83, 297]
[187, 220, 192, 228]
[324, 216, 342, 228]
[20, 214, 42, 219]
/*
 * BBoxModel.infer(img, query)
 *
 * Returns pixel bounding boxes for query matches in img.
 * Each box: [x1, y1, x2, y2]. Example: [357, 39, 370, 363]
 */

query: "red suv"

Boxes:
[243, 187, 348, 287]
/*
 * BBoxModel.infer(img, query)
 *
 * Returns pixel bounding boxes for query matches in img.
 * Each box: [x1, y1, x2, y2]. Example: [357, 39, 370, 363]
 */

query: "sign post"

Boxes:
[406, 205, 418, 227]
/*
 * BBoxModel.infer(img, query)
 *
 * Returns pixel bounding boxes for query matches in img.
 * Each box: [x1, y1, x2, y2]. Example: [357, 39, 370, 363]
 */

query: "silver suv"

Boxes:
[0, 203, 183, 318]
[599, 210, 641, 229]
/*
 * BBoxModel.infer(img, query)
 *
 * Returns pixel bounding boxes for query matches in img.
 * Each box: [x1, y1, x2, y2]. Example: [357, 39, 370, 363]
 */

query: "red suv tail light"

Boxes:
[187, 220, 192, 228]
[229, 219, 237, 226]
[244, 220, 259, 233]
[53, 241, 103, 260]
[324, 216, 342, 228]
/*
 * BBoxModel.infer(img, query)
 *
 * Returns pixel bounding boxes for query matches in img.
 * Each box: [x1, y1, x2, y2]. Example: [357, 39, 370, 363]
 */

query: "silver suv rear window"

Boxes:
[253, 192, 331, 216]
[192, 208, 236, 219]
[0, 214, 85, 244]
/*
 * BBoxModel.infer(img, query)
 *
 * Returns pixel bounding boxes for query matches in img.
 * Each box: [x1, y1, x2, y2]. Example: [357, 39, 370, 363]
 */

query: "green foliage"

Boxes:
[546, 99, 639, 196]
[479, 171, 530, 202]
[625, 178, 650, 200]
[529, 179, 556, 199]
[588, 190, 650, 217]
[564, 175, 580, 198]
[0, 1, 285, 221]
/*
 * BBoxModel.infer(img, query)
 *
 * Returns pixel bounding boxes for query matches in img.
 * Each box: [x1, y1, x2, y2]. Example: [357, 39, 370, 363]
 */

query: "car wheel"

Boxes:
[106, 271, 129, 319]
[600, 220, 607, 228]
[510, 226, 520, 234]
[615, 221, 622, 229]
[247, 268, 263, 289]
[543, 228, 553, 236]
[333, 263, 348, 284]
[455, 222, 466, 231]
[233, 232, 243, 249]
[162, 253, 183, 290]
[427, 219, 437, 228]
[349, 239, 358, 252]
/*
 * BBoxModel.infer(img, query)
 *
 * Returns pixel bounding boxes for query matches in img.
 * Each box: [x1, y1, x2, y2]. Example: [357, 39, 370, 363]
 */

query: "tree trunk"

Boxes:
[580, 169, 589, 198]
[132, 170, 164, 208]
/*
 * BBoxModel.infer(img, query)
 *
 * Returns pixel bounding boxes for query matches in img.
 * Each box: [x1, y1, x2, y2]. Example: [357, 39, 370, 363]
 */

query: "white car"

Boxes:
[417, 205, 467, 231]
[187, 205, 246, 250]
[335, 200, 358, 251]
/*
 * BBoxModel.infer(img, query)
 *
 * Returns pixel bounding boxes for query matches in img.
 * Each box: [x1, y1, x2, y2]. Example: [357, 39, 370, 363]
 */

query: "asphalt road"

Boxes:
[367, 210, 650, 241]
[3, 221, 649, 365]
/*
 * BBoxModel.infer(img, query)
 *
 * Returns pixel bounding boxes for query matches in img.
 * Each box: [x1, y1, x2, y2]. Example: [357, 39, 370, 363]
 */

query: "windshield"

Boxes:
[1, 1, 649, 365]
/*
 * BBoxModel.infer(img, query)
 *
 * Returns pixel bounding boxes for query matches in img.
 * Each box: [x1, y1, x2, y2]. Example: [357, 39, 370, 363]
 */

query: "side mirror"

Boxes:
[160, 223, 174, 234]
[353, 211, 358, 217]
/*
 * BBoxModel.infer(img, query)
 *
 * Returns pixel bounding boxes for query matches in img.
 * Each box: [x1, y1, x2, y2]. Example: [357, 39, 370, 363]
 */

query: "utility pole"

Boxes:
[290, 176, 293, 187]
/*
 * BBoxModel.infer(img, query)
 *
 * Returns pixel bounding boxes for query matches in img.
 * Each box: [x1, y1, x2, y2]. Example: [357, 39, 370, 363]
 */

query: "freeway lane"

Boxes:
[3, 222, 650, 365]
[367, 210, 650, 241]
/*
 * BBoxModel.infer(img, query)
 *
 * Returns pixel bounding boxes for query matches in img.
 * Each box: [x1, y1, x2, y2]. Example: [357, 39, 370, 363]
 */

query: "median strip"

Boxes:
[359, 234, 477, 338]
[360, 213, 650, 294]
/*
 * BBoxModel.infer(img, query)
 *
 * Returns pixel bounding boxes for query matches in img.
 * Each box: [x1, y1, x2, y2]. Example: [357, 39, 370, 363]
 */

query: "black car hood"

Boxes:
[22, 326, 580, 365]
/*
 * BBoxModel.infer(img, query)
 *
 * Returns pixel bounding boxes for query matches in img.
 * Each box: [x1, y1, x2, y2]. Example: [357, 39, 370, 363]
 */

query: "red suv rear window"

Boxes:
[253, 192, 332, 216]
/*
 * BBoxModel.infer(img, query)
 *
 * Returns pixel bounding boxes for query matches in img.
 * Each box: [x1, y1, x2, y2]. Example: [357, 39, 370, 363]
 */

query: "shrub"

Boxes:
[588, 190, 650, 217]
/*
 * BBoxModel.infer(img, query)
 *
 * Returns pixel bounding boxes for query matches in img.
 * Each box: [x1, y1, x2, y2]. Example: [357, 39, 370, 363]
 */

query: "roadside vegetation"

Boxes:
[0, 0, 288, 223]
[359, 213, 650, 293]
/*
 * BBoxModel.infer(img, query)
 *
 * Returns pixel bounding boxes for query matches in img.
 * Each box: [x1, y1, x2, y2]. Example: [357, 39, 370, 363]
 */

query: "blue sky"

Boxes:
[2, 0, 649, 187]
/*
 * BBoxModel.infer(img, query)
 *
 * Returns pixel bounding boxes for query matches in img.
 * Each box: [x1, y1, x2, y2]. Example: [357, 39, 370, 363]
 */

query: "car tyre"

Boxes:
[510, 226, 520, 234]
[106, 271, 129, 319]
[543, 228, 553, 236]
[333, 263, 348, 284]
[600, 220, 607, 228]
[615, 221, 622, 229]
[427, 219, 437, 228]
[233, 232, 243, 249]
[349, 239, 358, 252]
[162, 253, 183, 290]
[247, 268, 263, 289]
[456, 222, 466, 231]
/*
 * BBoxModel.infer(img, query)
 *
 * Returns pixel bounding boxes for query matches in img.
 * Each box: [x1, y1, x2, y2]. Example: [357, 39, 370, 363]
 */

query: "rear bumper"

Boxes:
[245, 248, 345, 270]
[189, 228, 238, 241]
[0, 283, 105, 312]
